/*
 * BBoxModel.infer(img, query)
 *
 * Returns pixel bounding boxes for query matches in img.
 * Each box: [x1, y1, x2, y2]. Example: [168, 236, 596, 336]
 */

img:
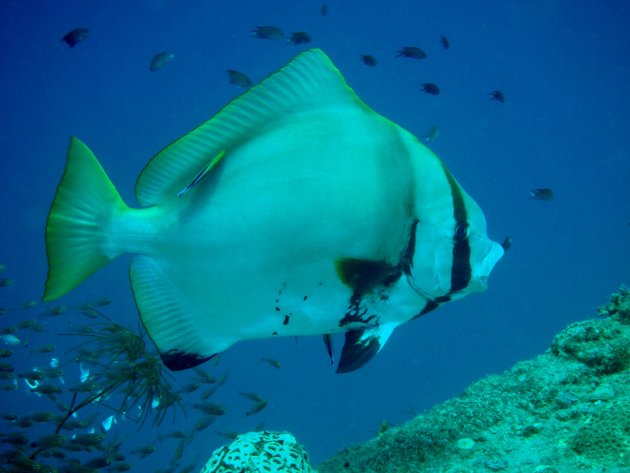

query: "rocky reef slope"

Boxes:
[317, 288, 630, 473]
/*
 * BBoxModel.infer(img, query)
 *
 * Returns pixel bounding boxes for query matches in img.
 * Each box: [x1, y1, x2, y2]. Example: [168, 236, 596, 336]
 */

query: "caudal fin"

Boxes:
[44, 137, 127, 301]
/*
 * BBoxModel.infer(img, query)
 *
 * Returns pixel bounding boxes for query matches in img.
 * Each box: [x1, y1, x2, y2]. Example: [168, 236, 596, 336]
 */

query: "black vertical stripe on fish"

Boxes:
[412, 298, 441, 320]
[400, 219, 419, 276]
[440, 165, 471, 293]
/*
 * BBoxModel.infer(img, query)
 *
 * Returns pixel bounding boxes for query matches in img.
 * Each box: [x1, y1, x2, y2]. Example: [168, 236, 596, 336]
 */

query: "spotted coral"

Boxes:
[571, 396, 630, 466]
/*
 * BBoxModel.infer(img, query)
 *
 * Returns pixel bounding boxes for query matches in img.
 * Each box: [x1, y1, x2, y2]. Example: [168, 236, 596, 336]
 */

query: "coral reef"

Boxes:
[201, 431, 315, 473]
[317, 287, 630, 473]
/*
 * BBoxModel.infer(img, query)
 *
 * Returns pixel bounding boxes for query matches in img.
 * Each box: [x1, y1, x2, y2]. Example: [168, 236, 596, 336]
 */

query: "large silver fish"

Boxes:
[44, 49, 503, 373]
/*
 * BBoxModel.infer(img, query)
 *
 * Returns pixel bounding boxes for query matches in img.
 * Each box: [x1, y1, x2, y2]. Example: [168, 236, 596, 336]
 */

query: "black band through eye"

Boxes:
[453, 222, 469, 241]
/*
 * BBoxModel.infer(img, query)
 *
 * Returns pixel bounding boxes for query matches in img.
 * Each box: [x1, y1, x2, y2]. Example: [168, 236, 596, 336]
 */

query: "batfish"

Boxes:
[44, 49, 504, 373]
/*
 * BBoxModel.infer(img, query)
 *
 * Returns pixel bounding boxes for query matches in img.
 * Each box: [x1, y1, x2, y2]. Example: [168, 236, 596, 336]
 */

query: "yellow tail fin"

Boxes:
[44, 137, 127, 301]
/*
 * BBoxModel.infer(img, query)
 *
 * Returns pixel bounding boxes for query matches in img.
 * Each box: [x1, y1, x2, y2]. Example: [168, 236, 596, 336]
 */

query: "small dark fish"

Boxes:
[321, 3, 329, 16]
[421, 83, 440, 95]
[30, 344, 56, 354]
[397, 46, 427, 59]
[174, 438, 185, 460]
[530, 188, 554, 201]
[41, 368, 63, 379]
[15, 417, 33, 428]
[422, 125, 440, 143]
[42, 306, 66, 316]
[92, 297, 112, 307]
[245, 400, 268, 416]
[439, 35, 450, 49]
[30, 383, 62, 396]
[193, 402, 227, 416]
[178, 382, 201, 394]
[20, 299, 38, 309]
[79, 306, 100, 318]
[289, 32, 311, 45]
[19, 370, 44, 382]
[489, 90, 505, 103]
[501, 237, 512, 252]
[61, 415, 95, 431]
[261, 357, 281, 369]
[193, 367, 217, 384]
[226, 70, 252, 88]
[27, 411, 58, 423]
[216, 431, 239, 440]
[0, 362, 13, 372]
[251, 26, 284, 40]
[31, 433, 65, 449]
[84, 456, 113, 468]
[193, 416, 216, 432]
[1, 432, 29, 445]
[70, 433, 104, 447]
[70, 381, 99, 393]
[19, 319, 43, 331]
[61, 28, 88, 48]
[131, 444, 154, 458]
[150, 52, 175, 71]
[0, 278, 14, 287]
[167, 430, 186, 439]
[361, 55, 377, 66]
[240, 391, 263, 402]
[217, 370, 229, 385]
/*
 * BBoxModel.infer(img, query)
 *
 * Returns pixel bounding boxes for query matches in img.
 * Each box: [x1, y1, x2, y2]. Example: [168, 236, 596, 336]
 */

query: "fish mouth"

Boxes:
[473, 242, 504, 286]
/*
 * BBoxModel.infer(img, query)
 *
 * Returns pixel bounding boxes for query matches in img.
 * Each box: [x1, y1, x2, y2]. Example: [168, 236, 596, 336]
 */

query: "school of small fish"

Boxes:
[0, 265, 272, 472]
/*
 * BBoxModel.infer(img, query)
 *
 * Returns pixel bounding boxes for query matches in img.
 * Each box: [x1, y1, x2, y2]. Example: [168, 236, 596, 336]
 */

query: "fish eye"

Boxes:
[453, 222, 469, 241]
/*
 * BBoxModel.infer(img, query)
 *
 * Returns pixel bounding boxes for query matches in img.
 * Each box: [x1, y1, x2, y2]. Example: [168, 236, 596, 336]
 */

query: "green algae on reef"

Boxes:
[318, 287, 630, 473]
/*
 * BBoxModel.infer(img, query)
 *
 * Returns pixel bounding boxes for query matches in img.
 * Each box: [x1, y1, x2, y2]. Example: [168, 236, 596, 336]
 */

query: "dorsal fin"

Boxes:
[135, 49, 366, 206]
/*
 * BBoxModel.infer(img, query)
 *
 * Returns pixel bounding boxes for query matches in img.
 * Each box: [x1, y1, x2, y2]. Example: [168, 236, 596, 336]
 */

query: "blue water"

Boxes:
[1, 0, 629, 471]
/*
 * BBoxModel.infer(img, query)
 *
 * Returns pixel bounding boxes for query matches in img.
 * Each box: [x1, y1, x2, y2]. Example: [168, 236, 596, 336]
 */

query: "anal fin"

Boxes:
[130, 256, 218, 371]
[336, 324, 395, 373]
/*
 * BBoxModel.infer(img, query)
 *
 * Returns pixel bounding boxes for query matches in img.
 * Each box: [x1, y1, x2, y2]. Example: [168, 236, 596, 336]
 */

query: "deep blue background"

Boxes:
[1, 0, 628, 470]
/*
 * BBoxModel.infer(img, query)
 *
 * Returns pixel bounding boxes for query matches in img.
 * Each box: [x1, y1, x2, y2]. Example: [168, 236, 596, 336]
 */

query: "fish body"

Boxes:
[422, 125, 440, 143]
[440, 35, 450, 49]
[150, 52, 175, 71]
[43, 49, 503, 374]
[226, 70, 252, 88]
[289, 32, 311, 45]
[251, 26, 284, 40]
[361, 55, 377, 66]
[421, 83, 440, 95]
[489, 90, 505, 102]
[61, 28, 88, 48]
[0, 278, 14, 287]
[397, 46, 426, 59]
[530, 188, 553, 201]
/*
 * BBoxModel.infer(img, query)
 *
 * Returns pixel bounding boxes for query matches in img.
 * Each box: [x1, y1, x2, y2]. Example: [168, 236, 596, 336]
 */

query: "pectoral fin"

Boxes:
[336, 323, 396, 373]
